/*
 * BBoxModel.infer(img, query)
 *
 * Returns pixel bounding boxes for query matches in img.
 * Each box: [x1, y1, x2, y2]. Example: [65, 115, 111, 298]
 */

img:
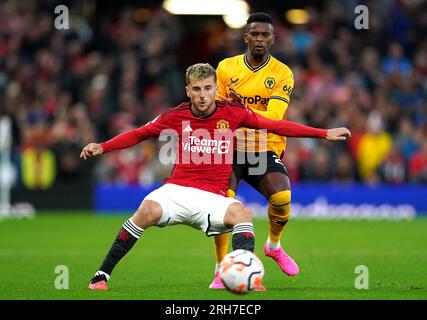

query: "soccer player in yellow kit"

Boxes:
[210, 12, 298, 289]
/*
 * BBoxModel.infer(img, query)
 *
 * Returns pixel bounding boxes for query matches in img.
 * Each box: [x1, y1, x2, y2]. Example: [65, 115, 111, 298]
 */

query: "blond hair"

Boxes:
[185, 63, 216, 84]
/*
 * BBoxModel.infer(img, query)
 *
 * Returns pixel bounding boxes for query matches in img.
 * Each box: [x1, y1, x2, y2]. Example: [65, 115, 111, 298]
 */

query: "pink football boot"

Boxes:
[209, 272, 225, 289]
[88, 272, 110, 291]
[88, 280, 109, 291]
[264, 243, 299, 276]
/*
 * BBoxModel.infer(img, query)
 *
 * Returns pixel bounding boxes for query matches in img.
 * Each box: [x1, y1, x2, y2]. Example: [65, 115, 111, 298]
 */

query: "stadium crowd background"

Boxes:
[1, 0, 427, 193]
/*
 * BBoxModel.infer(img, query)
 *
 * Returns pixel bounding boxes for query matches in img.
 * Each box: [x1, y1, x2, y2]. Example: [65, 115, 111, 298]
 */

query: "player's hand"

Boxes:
[326, 127, 351, 141]
[80, 143, 104, 160]
[218, 85, 243, 105]
[227, 85, 243, 104]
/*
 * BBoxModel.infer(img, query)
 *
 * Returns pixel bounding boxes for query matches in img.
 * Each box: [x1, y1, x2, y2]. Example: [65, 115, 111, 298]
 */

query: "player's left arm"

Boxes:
[251, 71, 294, 120]
[241, 107, 351, 140]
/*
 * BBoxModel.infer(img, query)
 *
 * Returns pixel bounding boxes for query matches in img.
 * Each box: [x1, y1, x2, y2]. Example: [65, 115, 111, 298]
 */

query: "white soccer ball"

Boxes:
[218, 249, 264, 294]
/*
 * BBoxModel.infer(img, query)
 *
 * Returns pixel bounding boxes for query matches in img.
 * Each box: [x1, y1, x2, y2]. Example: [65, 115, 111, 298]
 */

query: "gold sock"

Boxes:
[212, 188, 235, 265]
[267, 190, 291, 244]
[226, 189, 236, 199]
[213, 233, 230, 264]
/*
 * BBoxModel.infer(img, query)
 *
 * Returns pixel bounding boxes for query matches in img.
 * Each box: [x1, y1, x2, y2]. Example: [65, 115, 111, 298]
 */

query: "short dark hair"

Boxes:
[246, 12, 274, 26]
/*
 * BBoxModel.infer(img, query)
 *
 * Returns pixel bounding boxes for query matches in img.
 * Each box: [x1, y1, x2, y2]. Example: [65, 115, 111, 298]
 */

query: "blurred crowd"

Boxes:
[0, 0, 426, 189]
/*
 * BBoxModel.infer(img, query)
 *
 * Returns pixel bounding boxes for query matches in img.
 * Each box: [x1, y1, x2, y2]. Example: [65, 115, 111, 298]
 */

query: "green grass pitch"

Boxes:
[0, 212, 426, 300]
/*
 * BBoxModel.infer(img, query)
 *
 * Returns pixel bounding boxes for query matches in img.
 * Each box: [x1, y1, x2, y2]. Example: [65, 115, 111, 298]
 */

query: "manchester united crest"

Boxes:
[216, 119, 230, 132]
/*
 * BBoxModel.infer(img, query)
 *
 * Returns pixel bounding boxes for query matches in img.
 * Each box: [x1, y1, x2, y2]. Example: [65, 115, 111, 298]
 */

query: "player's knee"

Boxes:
[224, 203, 253, 226]
[269, 190, 291, 220]
[235, 206, 253, 224]
[133, 201, 162, 228]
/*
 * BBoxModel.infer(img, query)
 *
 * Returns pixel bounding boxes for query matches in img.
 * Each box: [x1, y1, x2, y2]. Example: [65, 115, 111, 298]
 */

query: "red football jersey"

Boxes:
[100, 101, 326, 196]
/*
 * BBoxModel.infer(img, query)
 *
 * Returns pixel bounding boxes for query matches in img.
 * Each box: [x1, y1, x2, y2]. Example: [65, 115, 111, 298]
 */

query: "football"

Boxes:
[218, 249, 265, 294]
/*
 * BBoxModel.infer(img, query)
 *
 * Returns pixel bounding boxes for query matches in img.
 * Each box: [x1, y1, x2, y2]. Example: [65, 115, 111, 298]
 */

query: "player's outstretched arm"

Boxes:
[243, 110, 351, 140]
[79, 113, 168, 160]
[326, 127, 351, 141]
[80, 143, 103, 160]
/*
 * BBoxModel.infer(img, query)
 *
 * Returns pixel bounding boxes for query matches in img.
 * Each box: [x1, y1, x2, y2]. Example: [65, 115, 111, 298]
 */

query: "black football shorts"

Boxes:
[232, 151, 289, 190]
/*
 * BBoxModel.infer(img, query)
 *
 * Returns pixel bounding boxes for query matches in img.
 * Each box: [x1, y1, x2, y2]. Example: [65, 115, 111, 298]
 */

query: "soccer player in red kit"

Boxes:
[80, 63, 350, 290]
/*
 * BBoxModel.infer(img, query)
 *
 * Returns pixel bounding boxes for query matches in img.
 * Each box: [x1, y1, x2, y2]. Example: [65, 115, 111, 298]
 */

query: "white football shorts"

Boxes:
[144, 183, 241, 236]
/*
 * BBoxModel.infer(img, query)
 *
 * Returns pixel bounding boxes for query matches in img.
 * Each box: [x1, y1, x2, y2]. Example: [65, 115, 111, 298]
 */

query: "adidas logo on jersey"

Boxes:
[183, 124, 193, 133]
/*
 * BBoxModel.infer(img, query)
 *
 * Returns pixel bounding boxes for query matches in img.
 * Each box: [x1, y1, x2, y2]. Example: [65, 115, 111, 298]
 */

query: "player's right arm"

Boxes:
[80, 114, 170, 160]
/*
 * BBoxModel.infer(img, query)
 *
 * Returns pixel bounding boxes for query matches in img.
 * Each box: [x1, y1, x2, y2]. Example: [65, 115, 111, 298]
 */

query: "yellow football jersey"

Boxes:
[216, 54, 294, 156]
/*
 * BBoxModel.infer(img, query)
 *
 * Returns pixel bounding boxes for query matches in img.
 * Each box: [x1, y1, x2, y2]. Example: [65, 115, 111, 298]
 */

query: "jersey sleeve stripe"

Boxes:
[270, 96, 289, 104]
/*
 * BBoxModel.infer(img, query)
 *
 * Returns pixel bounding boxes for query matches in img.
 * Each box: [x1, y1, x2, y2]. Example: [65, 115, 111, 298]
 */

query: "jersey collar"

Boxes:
[189, 102, 217, 119]
[244, 53, 271, 72]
